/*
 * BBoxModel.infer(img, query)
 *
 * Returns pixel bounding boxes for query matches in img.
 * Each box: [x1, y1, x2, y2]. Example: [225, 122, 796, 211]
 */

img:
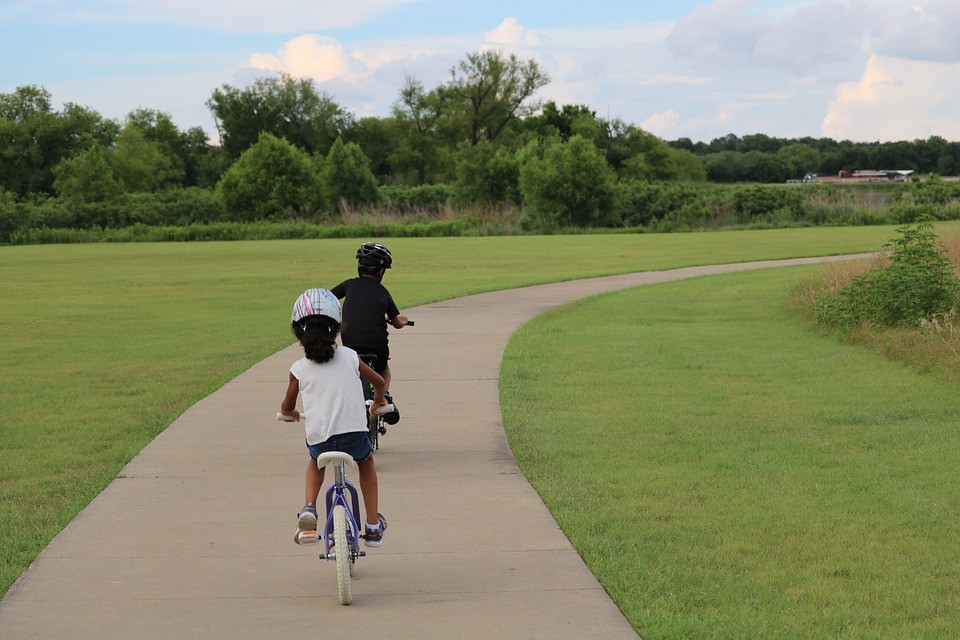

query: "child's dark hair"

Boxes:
[292, 315, 340, 363]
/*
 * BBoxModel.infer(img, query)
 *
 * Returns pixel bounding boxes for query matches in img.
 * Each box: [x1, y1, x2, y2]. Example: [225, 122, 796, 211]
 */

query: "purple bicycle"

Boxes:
[316, 450, 365, 605]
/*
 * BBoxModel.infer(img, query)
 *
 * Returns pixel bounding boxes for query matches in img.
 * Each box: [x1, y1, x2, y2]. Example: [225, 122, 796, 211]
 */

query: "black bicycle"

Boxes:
[358, 320, 412, 451]
[358, 353, 388, 451]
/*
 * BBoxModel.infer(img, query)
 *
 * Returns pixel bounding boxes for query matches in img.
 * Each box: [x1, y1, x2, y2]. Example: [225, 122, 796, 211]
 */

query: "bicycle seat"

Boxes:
[316, 451, 358, 470]
[358, 353, 378, 367]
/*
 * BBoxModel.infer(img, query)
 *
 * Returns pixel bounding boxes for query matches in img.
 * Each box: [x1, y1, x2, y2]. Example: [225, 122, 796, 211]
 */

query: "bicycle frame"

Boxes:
[317, 454, 365, 562]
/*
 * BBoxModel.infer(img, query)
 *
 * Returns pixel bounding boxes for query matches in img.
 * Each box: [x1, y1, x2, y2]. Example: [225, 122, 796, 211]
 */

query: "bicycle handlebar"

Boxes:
[277, 404, 394, 422]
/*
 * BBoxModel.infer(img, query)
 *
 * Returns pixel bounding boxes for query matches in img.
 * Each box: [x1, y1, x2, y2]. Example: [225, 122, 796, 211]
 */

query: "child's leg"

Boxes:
[356, 456, 379, 526]
[305, 458, 324, 508]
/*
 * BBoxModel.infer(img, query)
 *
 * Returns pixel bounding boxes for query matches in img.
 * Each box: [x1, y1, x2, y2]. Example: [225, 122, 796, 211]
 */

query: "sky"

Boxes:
[2, 0, 960, 144]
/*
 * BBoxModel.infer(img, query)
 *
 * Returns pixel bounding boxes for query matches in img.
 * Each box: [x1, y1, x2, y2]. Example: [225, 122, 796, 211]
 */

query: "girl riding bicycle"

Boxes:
[279, 288, 389, 547]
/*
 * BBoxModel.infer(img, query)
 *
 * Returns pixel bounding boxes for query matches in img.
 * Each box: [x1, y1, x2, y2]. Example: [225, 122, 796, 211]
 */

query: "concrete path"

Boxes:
[0, 256, 867, 639]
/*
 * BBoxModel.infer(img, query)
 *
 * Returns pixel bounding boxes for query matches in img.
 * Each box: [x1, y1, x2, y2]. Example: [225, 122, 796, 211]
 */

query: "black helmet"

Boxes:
[356, 242, 392, 271]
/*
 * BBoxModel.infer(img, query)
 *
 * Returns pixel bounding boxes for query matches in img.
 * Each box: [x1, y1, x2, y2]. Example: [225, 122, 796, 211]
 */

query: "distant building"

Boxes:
[834, 169, 914, 182]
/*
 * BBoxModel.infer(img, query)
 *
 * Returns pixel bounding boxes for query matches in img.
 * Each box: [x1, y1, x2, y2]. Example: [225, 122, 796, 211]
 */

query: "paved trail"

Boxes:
[0, 256, 868, 639]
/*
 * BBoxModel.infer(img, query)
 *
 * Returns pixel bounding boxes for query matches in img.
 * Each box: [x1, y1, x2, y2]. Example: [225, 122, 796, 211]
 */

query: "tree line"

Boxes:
[672, 133, 960, 183]
[2, 48, 959, 242]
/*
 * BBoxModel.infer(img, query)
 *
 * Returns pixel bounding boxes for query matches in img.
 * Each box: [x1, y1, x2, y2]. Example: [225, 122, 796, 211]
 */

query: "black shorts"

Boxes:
[350, 345, 389, 373]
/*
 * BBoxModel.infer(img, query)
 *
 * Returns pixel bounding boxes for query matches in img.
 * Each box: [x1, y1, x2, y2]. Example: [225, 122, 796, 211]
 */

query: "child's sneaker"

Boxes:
[383, 392, 400, 425]
[294, 505, 319, 545]
[363, 513, 388, 548]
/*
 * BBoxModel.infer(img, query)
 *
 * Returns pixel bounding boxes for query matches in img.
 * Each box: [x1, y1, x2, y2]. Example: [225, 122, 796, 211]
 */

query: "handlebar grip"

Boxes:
[373, 403, 395, 415]
[277, 412, 301, 421]
[406, 320, 414, 326]
[365, 401, 395, 415]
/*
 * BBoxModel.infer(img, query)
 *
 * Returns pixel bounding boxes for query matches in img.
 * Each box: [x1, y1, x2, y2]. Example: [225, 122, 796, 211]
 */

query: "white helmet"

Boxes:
[291, 288, 341, 324]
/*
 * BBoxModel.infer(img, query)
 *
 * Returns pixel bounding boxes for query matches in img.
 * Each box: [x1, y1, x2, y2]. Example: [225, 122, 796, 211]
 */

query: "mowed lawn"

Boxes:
[0, 225, 954, 603]
[501, 266, 960, 639]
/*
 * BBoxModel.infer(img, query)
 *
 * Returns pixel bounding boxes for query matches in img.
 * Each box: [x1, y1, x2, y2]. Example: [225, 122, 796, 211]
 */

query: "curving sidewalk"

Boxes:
[0, 256, 868, 639]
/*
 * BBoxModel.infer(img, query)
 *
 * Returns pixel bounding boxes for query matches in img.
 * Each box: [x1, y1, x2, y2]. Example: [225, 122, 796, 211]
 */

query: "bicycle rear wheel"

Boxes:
[333, 505, 352, 605]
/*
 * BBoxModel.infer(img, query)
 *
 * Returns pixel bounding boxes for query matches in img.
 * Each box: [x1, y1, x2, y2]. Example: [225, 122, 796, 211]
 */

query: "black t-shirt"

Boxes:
[330, 277, 400, 350]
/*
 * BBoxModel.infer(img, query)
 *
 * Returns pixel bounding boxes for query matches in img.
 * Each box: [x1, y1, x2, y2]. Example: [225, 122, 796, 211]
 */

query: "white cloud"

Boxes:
[486, 17, 541, 46]
[667, 0, 960, 72]
[248, 35, 357, 83]
[641, 109, 682, 138]
[821, 54, 960, 141]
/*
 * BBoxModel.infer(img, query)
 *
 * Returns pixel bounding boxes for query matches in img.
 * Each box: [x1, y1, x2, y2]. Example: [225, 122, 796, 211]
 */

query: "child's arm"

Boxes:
[359, 361, 387, 413]
[279, 372, 301, 422]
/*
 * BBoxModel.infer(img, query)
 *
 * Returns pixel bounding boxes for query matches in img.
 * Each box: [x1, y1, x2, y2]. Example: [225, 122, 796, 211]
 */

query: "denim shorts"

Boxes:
[306, 431, 372, 463]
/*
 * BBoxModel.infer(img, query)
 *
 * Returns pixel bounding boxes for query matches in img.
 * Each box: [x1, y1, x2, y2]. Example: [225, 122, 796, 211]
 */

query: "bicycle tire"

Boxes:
[333, 505, 352, 605]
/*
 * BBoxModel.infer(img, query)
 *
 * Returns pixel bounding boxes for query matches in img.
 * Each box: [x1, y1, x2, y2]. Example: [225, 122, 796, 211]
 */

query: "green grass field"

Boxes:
[500, 266, 960, 638]
[1, 224, 957, 623]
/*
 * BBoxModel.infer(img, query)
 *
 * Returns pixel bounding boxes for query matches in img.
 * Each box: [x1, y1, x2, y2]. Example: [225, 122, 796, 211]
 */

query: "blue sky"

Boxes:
[3, 0, 959, 144]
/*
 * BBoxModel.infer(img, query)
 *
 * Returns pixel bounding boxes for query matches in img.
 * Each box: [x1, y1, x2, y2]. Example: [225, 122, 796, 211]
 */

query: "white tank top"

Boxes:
[290, 346, 367, 445]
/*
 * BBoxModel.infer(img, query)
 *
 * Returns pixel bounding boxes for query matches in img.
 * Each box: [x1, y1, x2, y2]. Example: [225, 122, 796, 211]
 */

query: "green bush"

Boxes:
[817, 223, 960, 328]
[732, 185, 802, 224]
[379, 184, 453, 213]
[519, 135, 615, 229]
[216, 133, 323, 221]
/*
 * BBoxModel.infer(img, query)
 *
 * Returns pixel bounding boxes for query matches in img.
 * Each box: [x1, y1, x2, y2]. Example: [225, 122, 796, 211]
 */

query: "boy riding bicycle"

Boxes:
[331, 242, 409, 425]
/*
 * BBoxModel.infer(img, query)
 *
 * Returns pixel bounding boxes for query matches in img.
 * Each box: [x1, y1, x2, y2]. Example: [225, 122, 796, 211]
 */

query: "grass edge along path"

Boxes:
[500, 265, 960, 639]
[1, 223, 956, 599]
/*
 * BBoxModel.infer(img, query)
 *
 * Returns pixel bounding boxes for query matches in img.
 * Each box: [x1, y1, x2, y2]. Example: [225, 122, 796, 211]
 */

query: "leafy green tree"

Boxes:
[0, 85, 118, 196]
[322, 137, 380, 213]
[521, 101, 596, 142]
[110, 124, 182, 192]
[776, 143, 821, 179]
[216, 133, 322, 220]
[519, 135, 615, 228]
[52, 144, 123, 203]
[669, 148, 708, 181]
[389, 75, 453, 185]
[125, 108, 218, 187]
[454, 139, 521, 205]
[446, 49, 550, 145]
[702, 151, 748, 182]
[207, 74, 352, 159]
[343, 116, 398, 184]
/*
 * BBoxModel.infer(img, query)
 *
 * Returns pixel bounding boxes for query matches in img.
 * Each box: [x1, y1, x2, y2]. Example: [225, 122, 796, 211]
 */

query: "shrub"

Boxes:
[379, 184, 454, 214]
[216, 133, 323, 221]
[519, 135, 615, 229]
[817, 223, 960, 328]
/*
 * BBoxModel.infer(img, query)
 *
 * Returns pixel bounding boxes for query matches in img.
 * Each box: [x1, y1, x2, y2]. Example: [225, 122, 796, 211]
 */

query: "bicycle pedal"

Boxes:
[296, 530, 320, 545]
[378, 426, 387, 435]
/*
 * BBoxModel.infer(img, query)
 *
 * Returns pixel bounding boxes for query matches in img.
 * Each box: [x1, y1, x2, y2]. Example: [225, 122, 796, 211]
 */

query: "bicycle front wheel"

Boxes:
[333, 505, 352, 605]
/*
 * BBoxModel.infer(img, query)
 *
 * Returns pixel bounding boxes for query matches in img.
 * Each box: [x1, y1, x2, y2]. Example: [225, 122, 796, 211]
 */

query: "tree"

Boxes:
[390, 75, 451, 185]
[454, 139, 520, 205]
[776, 143, 821, 178]
[322, 137, 380, 213]
[344, 116, 398, 184]
[521, 101, 596, 142]
[446, 49, 550, 145]
[52, 145, 122, 203]
[0, 85, 118, 196]
[216, 133, 322, 220]
[110, 124, 181, 192]
[519, 135, 615, 227]
[207, 74, 352, 159]
[125, 108, 218, 187]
